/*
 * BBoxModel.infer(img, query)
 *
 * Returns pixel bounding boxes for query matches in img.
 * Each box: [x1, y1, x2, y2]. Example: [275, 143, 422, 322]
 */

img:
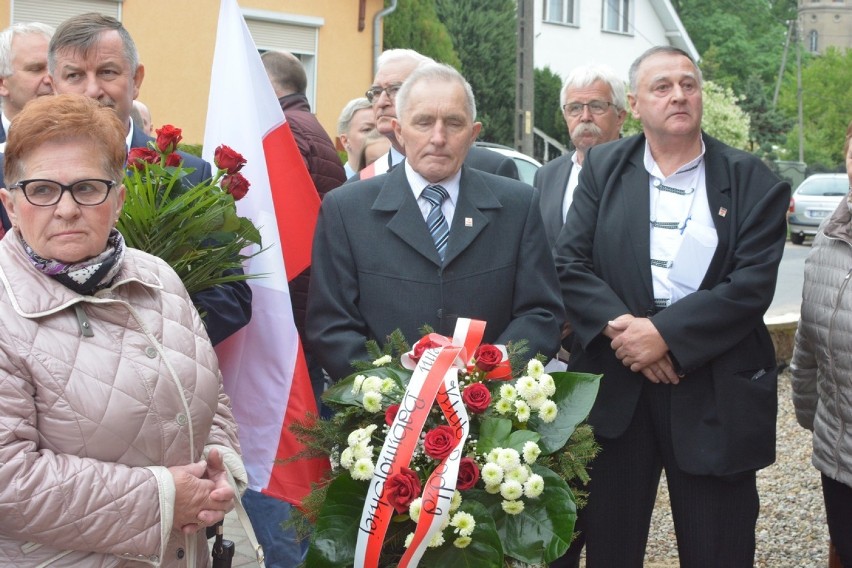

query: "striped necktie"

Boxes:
[422, 184, 450, 261]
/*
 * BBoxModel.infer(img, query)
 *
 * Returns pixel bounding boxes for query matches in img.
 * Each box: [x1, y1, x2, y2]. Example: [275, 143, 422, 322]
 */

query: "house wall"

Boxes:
[798, 0, 852, 54]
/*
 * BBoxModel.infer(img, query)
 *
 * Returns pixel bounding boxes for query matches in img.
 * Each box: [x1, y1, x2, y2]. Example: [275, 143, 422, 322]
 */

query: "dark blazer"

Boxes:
[307, 164, 564, 380]
[533, 152, 574, 247]
[555, 132, 791, 476]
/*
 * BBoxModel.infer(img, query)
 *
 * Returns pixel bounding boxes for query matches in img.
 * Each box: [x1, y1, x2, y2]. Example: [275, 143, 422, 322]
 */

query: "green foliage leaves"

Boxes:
[382, 0, 461, 69]
[420, 500, 504, 566]
[530, 371, 602, 455]
[305, 472, 367, 568]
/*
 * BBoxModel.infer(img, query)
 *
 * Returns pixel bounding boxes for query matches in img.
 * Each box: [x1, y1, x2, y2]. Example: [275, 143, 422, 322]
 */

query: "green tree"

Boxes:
[739, 73, 792, 159]
[435, 0, 516, 144]
[534, 66, 570, 150]
[382, 0, 461, 69]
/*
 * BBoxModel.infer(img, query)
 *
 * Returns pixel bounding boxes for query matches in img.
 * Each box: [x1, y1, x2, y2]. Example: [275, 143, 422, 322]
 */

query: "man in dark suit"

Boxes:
[307, 62, 562, 381]
[357, 48, 519, 182]
[533, 65, 627, 247]
[553, 46, 790, 567]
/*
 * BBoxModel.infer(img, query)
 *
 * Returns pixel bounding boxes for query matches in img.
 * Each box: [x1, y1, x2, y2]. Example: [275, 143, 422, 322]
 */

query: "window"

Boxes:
[544, 0, 577, 25]
[808, 29, 819, 52]
[603, 0, 631, 34]
[13, 0, 119, 28]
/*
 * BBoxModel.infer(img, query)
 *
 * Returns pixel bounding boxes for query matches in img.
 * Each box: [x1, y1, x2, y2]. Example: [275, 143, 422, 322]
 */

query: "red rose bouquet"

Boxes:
[291, 320, 601, 568]
[118, 126, 261, 300]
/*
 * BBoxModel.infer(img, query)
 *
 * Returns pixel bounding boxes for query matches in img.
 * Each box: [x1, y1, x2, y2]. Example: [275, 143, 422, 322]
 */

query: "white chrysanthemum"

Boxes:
[372, 354, 392, 366]
[428, 532, 445, 548]
[351, 441, 372, 460]
[505, 464, 530, 484]
[495, 398, 513, 415]
[486, 449, 501, 464]
[524, 474, 545, 498]
[481, 462, 504, 485]
[453, 536, 472, 549]
[362, 375, 383, 393]
[450, 491, 462, 513]
[525, 392, 547, 411]
[527, 359, 544, 379]
[538, 373, 556, 397]
[498, 384, 517, 401]
[351, 374, 366, 395]
[450, 512, 476, 537]
[522, 441, 541, 464]
[501, 499, 525, 515]
[514, 400, 531, 422]
[340, 447, 355, 469]
[404, 532, 415, 548]
[497, 448, 521, 472]
[351, 457, 375, 480]
[539, 400, 558, 423]
[380, 377, 396, 394]
[347, 424, 376, 447]
[362, 391, 382, 413]
[500, 479, 523, 501]
[485, 483, 501, 494]
[516, 376, 540, 400]
[409, 497, 423, 522]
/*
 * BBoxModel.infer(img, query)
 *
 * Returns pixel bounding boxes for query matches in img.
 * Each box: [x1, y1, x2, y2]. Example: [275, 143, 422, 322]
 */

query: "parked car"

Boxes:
[787, 173, 848, 244]
[475, 142, 542, 186]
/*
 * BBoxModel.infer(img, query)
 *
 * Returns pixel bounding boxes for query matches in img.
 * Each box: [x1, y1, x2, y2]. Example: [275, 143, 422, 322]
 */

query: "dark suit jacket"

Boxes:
[533, 152, 574, 247]
[555, 133, 791, 476]
[307, 164, 564, 380]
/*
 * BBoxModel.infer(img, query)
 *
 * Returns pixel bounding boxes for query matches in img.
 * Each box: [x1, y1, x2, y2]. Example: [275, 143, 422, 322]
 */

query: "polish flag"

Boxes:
[203, 0, 327, 505]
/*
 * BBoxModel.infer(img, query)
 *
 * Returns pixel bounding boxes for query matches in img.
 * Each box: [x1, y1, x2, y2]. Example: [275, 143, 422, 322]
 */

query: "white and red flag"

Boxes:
[203, 0, 327, 505]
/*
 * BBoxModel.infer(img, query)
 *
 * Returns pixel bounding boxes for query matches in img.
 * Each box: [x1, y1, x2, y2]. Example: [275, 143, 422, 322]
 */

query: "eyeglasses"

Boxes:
[365, 82, 403, 103]
[562, 100, 616, 117]
[10, 178, 116, 207]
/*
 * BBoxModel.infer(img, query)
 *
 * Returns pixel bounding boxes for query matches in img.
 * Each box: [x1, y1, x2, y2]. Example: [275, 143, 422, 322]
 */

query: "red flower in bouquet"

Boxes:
[456, 457, 480, 491]
[385, 467, 422, 514]
[462, 382, 491, 414]
[474, 344, 502, 371]
[385, 404, 400, 426]
[412, 336, 443, 362]
[222, 172, 251, 200]
[424, 425, 457, 460]
[164, 152, 182, 167]
[127, 147, 161, 171]
[155, 124, 182, 154]
[214, 144, 247, 174]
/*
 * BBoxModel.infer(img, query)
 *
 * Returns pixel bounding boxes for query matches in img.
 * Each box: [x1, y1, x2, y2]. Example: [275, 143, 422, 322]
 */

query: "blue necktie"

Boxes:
[422, 184, 450, 261]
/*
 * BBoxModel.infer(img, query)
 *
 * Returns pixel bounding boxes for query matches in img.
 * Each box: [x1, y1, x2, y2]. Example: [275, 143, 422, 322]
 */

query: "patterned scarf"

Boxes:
[22, 229, 126, 295]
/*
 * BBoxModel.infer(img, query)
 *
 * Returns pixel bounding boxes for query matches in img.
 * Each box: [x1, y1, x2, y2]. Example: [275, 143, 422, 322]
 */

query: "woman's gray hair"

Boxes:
[395, 63, 477, 123]
[0, 22, 55, 77]
[628, 46, 702, 93]
[560, 65, 627, 111]
[337, 97, 372, 136]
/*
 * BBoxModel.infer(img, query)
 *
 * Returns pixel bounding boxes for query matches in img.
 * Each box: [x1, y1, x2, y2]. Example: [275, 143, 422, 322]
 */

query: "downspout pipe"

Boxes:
[373, 0, 399, 77]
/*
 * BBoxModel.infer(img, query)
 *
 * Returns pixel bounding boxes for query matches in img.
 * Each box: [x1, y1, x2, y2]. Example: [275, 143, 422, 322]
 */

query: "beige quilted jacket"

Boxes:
[0, 230, 244, 567]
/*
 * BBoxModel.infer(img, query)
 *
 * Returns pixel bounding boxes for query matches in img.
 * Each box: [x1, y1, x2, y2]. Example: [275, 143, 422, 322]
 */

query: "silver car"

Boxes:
[787, 173, 848, 244]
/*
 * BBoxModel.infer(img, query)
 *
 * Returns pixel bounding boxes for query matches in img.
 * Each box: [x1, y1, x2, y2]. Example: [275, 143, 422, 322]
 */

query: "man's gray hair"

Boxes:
[0, 22, 54, 77]
[560, 65, 627, 111]
[48, 13, 139, 76]
[628, 45, 702, 93]
[395, 63, 477, 123]
[376, 48, 435, 72]
[337, 96, 372, 136]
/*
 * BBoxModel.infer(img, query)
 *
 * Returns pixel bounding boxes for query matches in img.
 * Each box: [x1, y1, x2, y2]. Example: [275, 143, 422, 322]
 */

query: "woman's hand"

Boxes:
[169, 456, 234, 535]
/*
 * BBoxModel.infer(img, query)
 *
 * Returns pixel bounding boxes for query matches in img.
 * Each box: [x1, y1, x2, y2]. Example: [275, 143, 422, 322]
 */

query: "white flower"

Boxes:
[486, 449, 501, 464]
[524, 474, 545, 498]
[525, 392, 547, 411]
[453, 536, 472, 548]
[372, 354, 392, 366]
[500, 479, 523, 500]
[347, 424, 377, 447]
[409, 497, 423, 522]
[505, 464, 530, 484]
[516, 376, 540, 399]
[362, 375, 383, 393]
[380, 377, 396, 394]
[404, 532, 415, 548]
[527, 359, 544, 378]
[351, 441, 372, 460]
[501, 499, 525, 515]
[495, 398, 513, 415]
[539, 400, 558, 423]
[538, 373, 556, 397]
[351, 457, 375, 480]
[340, 447, 355, 469]
[481, 462, 504, 485]
[450, 511, 476, 537]
[450, 491, 462, 513]
[497, 448, 521, 472]
[498, 384, 517, 401]
[362, 391, 382, 413]
[485, 483, 501, 494]
[351, 374, 366, 395]
[514, 400, 531, 422]
[428, 532, 445, 548]
[522, 441, 541, 464]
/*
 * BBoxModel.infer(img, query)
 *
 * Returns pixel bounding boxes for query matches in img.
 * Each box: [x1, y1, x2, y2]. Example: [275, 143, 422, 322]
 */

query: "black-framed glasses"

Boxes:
[562, 100, 616, 117]
[365, 82, 403, 103]
[10, 178, 116, 206]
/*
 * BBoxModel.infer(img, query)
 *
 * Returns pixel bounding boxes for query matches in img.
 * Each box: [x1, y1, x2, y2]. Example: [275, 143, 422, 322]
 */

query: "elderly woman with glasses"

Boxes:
[0, 93, 245, 567]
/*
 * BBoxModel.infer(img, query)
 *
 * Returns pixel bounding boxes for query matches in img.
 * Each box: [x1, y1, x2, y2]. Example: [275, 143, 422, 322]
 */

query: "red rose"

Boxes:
[462, 382, 491, 414]
[222, 173, 250, 200]
[385, 467, 422, 514]
[412, 337, 442, 362]
[423, 425, 457, 460]
[385, 404, 400, 426]
[155, 125, 182, 154]
[164, 152, 182, 167]
[456, 457, 480, 491]
[127, 147, 161, 171]
[474, 344, 502, 371]
[214, 144, 247, 174]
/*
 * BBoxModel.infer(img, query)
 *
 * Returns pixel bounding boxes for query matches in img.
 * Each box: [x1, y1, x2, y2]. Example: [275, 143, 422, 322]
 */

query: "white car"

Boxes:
[476, 143, 542, 186]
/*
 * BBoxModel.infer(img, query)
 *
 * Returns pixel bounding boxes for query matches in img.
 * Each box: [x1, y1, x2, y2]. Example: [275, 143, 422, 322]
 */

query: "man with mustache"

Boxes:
[533, 65, 627, 247]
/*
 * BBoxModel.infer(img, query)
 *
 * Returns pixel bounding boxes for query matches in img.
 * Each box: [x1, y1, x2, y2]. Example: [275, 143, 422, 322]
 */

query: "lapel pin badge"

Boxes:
[718, 207, 728, 218]
[465, 217, 473, 227]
